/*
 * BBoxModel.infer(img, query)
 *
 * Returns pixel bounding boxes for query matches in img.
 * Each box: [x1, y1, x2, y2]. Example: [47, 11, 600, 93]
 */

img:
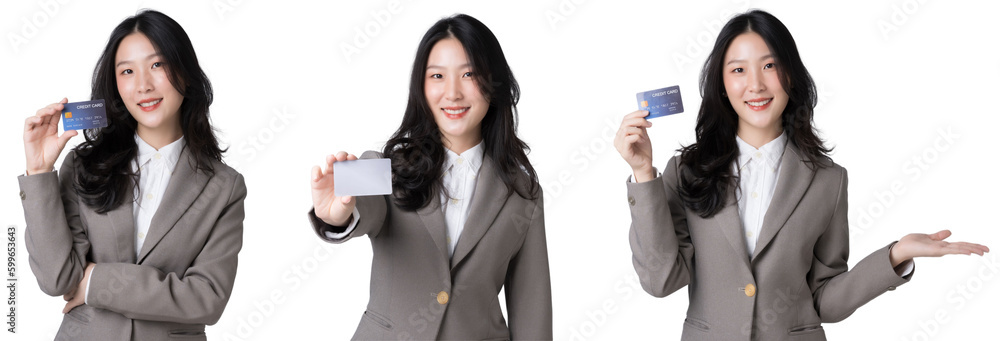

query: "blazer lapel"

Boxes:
[105, 189, 137, 264]
[450, 156, 509, 270]
[751, 143, 816, 261]
[136, 148, 210, 263]
[714, 191, 752, 270]
[416, 187, 450, 262]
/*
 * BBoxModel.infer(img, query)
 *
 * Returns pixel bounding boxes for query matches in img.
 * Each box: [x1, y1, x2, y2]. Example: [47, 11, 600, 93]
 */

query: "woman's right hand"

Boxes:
[24, 98, 78, 175]
[311, 151, 358, 226]
[614, 110, 656, 182]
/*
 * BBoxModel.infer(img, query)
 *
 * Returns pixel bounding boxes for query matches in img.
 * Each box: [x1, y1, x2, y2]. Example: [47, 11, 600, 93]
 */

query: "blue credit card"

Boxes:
[636, 85, 684, 119]
[61, 99, 108, 130]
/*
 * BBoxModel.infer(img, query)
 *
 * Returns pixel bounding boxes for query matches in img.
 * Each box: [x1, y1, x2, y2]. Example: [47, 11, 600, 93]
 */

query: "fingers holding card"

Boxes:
[311, 153, 391, 226]
[23, 98, 94, 175]
[616, 85, 685, 182]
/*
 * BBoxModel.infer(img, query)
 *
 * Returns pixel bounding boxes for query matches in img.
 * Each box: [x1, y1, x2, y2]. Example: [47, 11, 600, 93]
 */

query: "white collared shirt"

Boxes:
[132, 134, 185, 257]
[734, 133, 787, 258]
[440, 142, 484, 258]
[326, 142, 485, 259]
[85, 134, 184, 304]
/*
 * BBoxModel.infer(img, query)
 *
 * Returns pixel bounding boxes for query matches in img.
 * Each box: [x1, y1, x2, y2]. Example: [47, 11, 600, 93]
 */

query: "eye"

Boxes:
[152, 62, 162, 68]
[763, 63, 776, 69]
[732, 67, 744, 73]
[120, 69, 133, 75]
[429, 74, 442, 79]
[463, 71, 473, 78]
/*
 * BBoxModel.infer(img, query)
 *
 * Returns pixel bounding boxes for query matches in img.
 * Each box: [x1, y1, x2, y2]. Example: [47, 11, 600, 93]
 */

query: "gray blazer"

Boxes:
[18, 149, 246, 341]
[627, 143, 911, 340]
[309, 151, 552, 340]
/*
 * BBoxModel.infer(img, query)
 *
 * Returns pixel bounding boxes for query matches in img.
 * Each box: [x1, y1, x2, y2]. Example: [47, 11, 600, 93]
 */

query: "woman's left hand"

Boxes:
[890, 230, 990, 267]
[62, 262, 96, 314]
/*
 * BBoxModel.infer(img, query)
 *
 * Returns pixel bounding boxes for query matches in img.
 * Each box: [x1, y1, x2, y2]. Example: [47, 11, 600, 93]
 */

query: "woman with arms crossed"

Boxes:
[19, 10, 245, 341]
[615, 10, 988, 340]
[309, 14, 551, 340]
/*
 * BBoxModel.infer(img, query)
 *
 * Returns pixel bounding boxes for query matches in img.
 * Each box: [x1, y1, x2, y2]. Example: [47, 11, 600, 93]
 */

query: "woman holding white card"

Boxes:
[613, 9, 988, 340]
[308, 14, 551, 340]
[18, 10, 245, 341]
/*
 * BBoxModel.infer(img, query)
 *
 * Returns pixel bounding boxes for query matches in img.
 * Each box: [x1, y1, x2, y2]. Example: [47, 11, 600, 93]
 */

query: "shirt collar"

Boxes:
[444, 141, 484, 173]
[134, 134, 186, 171]
[736, 132, 787, 170]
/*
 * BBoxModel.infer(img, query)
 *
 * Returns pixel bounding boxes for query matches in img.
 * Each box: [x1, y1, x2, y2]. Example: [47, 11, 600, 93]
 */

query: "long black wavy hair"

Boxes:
[74, 9, 223, 214]
[383, 14, 539, 210]
[678, 9, 831, 218]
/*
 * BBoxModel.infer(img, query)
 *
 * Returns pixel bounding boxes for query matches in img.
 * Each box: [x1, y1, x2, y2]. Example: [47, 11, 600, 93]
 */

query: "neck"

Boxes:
[737, 124, 782, 149]
[137, 125, 183, 150]
[441, 134, 482, 155]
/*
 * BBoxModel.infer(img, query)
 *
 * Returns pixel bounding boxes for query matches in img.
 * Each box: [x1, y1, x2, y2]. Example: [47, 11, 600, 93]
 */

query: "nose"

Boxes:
[747, 68, 766, 94]
[136, 69, 154, 94]
[444, 75, 462, 102]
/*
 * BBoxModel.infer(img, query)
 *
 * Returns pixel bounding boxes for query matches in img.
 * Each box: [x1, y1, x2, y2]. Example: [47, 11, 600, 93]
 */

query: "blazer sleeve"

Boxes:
[308, 150, 388, 243]
[85, 173, 247, 325]
[807, 167, 912, 323]
[504, 194, 553, 340]
[626, 155, 694, 298]
[19, 152, 91, 296]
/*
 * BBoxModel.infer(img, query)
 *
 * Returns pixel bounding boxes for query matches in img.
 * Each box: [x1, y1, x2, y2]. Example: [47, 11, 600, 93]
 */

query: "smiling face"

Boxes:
[115, 32, 184, 144]
[424, 37, 489, 154]
[722, 31, 789, 142]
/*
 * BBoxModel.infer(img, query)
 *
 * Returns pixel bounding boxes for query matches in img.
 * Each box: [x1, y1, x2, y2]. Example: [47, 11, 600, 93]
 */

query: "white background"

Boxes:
[2, 0, 998, 340]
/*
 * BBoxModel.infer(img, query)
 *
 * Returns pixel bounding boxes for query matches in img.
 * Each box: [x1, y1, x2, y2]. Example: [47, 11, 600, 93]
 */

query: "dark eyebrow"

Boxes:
[726, 54, 773, 65]
[425, 63, 471, 70]
[116, 53, 162, 68]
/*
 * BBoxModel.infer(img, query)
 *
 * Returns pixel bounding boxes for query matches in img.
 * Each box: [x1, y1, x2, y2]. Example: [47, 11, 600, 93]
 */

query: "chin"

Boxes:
[443, 128, 468, 138]
[135, 117, 165, 129]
